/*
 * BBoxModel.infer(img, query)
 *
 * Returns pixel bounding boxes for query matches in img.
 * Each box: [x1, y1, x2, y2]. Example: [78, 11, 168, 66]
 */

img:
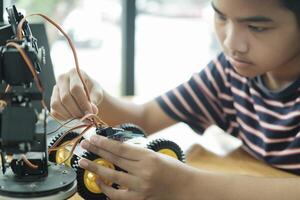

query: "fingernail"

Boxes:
[79, 159, 88, 168]
[80, 140, 89, 149]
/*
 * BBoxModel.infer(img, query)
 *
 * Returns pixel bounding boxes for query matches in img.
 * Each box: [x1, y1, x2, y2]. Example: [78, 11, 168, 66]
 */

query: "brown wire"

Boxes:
[46, 118, 77, 135]
[6, 42, 47, 111]
[80, 113, 108, 127]
[21, 154, 38, 169]
[17, 14, 91, 103]
[0, 85, 11, 110]
[5, 42, 72, 129]
[4, 85, 11, 93]
[49, 124, 90, 151]
[0, 14, 107, 170]
[13, 13, 111, 166]
[58, 124, 93, 164]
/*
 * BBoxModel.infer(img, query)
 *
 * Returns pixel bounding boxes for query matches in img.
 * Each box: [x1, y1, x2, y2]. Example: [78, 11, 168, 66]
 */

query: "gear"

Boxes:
[147, 139, 185, 162]
[48, 131, 80, 167]
[75, 151, 118, 200]
[118, 123, 145, 136]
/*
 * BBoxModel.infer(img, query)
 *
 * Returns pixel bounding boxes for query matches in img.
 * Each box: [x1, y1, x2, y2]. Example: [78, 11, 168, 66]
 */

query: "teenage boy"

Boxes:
[51, 0, 300, 199]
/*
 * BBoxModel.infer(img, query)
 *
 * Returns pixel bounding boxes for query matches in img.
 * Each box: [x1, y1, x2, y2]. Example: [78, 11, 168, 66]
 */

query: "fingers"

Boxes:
[51, 69, 103, 120]
[80, 140, 138, 172]
[50, 85, 72, 120]
[96, 180, 142, 200]
[88, 135, 148, 161]
[56, 74, 84, 118]
[79, 158, 140, 189]
[69, 72, 94, 114]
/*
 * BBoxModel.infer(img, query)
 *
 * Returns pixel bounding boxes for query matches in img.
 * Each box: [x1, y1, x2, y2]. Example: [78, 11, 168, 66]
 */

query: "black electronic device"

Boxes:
[0, 5, 76, 199]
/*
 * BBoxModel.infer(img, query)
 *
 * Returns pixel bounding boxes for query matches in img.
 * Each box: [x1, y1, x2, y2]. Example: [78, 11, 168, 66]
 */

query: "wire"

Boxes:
[58, 124, 93, 164]
[13, 13, 112, 165]
[80, 113, 108, 127]
[17, 13, 110, 127]
[46, 118, 77, 135]
[49, 124, 89, 151]
[21, 154, 38, 169]
[17, 14, 91, 103]
[6, 42, 47, 109]
[4, 85, 11, 93]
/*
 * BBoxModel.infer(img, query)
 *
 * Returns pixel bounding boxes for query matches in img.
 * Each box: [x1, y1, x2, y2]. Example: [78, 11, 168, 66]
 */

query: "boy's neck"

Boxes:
[263, 73, 295, 91]
[262, 53, 300, 91]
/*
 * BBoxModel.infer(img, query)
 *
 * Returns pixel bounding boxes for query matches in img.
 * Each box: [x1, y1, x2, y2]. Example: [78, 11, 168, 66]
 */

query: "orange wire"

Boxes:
[4, 85, 11, 93]
[49, 124, 90, 151]
[80, 113, 108, 127]
[21, 154, 38, 169]
[17, 13, 110, 128]
[6, 42, 47, 111]
[17, 13, 112, 127]
[0, 85, 11, 110]
[0, 14, 108, 170]
[17, 14, 91, 103]
[5, 42, 71, 128]
[46, 118, 77, 135]
[13, 13, 110, 165]
[58, 124, 93, 164]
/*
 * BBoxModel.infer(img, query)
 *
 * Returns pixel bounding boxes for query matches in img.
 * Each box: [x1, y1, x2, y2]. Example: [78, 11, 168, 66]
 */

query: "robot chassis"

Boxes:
[49, 123, 185, 200]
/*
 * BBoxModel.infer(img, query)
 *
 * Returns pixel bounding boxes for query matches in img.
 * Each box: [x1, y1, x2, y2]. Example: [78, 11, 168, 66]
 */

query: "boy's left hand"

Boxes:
[79, 135, 194, 200]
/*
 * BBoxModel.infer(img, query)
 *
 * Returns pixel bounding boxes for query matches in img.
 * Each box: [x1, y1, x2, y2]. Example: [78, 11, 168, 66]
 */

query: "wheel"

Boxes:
[75, 151, 118, 200]
[147, 139, 185, 162]
[48, 131, 80, 167]
[118, 123, 145, 136]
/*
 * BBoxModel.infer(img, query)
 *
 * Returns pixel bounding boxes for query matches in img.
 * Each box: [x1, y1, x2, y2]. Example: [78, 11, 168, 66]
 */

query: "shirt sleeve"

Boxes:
[156, 53, 232, 134]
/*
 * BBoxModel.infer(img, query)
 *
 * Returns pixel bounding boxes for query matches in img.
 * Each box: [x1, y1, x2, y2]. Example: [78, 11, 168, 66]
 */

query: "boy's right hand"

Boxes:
[50, 68, 103, 121]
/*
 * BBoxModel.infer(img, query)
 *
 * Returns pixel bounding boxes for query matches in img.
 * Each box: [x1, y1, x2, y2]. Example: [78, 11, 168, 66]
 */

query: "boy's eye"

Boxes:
[215, 13, 226, 21]
[248, 25, 268, 32]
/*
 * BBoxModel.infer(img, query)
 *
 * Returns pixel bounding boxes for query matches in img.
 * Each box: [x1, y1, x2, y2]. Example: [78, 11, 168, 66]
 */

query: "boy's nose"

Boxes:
[223, 25, 248, 54]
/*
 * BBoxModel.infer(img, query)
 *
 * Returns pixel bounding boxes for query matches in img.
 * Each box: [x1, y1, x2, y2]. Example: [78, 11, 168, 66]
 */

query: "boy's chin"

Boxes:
[233, 67, 259, 78]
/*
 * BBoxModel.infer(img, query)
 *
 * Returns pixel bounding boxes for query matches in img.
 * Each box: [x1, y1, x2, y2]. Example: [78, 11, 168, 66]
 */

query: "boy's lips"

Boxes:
[228, 57, 253, 69]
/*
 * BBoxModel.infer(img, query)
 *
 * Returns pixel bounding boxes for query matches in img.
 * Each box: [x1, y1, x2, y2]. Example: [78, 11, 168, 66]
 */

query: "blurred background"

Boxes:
[5, 0, 219, 98]
[1, 0, 221, 150]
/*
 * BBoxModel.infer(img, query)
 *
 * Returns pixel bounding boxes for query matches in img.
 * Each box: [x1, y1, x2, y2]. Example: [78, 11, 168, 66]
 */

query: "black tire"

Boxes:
[118, 123, 145, 136]
[147, 139, 185, 162]
[75, 151, 118, 200]
[48, 131, 80, 167]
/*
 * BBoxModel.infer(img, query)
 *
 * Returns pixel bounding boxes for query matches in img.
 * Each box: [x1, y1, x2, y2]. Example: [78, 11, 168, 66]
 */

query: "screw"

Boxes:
[29, 183, 37, 188]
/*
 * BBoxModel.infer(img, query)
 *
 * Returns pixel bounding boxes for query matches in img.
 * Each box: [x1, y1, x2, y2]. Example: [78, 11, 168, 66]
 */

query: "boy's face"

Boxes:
[213, 0, 300, 79]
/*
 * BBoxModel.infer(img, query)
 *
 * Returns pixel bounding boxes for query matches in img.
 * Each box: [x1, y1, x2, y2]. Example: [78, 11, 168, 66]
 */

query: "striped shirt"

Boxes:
[156, 52, 300, 175]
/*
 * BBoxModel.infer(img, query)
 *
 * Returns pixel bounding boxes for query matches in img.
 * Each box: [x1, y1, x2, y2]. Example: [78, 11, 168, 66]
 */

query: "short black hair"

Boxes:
[280, 0, 300, 25]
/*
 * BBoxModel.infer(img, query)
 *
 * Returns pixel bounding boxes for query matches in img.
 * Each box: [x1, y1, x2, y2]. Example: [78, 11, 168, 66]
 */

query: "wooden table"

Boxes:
[186, 145, 297, 178]
[70, 145, 297, 199]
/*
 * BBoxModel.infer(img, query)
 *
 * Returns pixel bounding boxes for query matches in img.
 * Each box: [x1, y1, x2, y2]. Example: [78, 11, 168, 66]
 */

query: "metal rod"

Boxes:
[121, 0, 136, 96]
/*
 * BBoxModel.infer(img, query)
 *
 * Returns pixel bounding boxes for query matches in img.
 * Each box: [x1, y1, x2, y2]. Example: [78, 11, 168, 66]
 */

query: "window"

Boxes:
[135, 0, 219, 99]
[14, 0, 122, 96]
